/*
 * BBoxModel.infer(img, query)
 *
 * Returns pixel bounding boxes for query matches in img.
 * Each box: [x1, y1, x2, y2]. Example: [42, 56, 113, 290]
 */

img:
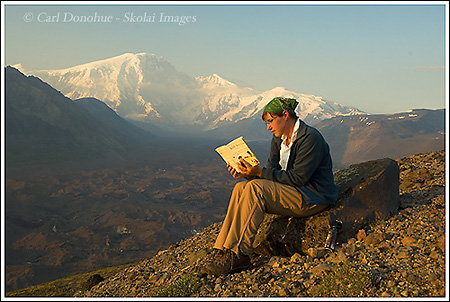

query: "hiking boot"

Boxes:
[202, 249, 251, 275]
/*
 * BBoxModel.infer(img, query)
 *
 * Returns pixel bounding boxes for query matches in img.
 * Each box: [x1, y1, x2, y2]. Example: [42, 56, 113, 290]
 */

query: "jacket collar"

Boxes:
[292, 119, 306, 143]
[281, 118, 300, 144]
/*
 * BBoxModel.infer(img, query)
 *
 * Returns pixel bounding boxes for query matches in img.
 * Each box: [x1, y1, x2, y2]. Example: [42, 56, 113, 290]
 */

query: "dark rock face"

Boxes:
[253, 158, 400, 256]
[332, 158, 400, 239]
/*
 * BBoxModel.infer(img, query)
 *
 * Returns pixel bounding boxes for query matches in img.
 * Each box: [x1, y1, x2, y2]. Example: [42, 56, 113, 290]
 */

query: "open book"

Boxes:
[215, 136, 260, 171]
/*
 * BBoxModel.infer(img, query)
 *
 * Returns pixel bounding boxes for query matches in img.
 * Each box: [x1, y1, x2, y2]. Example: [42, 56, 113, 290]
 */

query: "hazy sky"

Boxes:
[2, 1, 448, 114]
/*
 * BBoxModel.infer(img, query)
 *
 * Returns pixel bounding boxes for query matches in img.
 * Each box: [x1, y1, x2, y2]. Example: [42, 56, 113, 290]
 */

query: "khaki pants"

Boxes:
[214, 179, 329, 257]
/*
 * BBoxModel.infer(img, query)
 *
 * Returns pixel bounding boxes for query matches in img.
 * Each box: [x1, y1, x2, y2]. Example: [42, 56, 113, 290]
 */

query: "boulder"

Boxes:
[253, 158, 400, 256]
[81, 274, 104, 291]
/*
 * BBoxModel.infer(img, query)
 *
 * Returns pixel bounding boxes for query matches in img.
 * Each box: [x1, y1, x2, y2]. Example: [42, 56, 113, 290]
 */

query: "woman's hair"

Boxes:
[262, 110, 298, 121]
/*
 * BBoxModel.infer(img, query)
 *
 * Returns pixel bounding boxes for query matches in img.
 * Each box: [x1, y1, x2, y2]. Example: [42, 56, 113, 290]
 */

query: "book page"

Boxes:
[215, 136, 259, 171]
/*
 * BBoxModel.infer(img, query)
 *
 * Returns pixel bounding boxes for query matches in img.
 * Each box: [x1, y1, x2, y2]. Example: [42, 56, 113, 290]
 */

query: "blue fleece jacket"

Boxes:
[260, 119, 339, 205]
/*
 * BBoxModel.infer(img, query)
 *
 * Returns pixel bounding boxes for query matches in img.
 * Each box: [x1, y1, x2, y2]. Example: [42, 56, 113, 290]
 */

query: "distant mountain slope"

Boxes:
[13, 52, 365, 134]
[74, 97, 154, 142]
[5, 67, 152, 165]
[315, 109, 445, 169]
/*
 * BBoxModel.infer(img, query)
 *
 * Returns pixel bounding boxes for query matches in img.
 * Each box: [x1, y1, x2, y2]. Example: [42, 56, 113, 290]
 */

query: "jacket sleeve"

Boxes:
[266, 135, 282, 170]
[260, 130, 324, 187]
[244, 135, 280, 181]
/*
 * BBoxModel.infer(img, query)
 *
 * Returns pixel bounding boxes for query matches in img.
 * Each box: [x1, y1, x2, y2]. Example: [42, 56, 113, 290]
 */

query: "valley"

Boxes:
[5, 149, 238, 292]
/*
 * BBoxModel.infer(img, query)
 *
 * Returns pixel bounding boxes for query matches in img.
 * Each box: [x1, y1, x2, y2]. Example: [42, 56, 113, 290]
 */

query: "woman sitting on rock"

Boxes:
[203, 97, 339, 276]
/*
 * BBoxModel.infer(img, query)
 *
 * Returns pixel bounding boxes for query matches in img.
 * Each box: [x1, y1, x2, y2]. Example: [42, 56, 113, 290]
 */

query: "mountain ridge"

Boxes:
[315, 108, 445, 169]
[5, 66, 154, 167]
[12, 52, 366, 132]
[5, 65, 444, 171]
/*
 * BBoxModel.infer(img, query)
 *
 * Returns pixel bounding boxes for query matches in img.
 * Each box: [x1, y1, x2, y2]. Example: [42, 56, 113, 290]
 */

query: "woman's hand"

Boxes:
[227, 164, 245, 179]
[237, 158, 262, 177]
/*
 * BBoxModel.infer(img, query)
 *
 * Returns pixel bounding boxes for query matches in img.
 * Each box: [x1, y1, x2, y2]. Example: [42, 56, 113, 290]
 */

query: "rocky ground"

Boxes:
[78, 150, 446, 297]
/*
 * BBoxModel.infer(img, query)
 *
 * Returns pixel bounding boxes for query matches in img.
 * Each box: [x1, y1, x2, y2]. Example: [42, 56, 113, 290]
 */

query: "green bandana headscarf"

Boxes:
[263, 97, 299, 115]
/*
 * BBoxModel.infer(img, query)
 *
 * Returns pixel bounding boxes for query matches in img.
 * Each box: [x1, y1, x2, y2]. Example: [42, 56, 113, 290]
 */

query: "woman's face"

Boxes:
[264, 111, 288, 137]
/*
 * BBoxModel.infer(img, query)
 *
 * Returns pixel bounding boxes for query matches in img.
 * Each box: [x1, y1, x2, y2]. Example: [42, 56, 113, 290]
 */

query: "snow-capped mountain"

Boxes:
[195, 74, 261, 127]
[207, 86, 363, 129]
[14, 53, 204, 125]
[13, 52, 365, 133]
